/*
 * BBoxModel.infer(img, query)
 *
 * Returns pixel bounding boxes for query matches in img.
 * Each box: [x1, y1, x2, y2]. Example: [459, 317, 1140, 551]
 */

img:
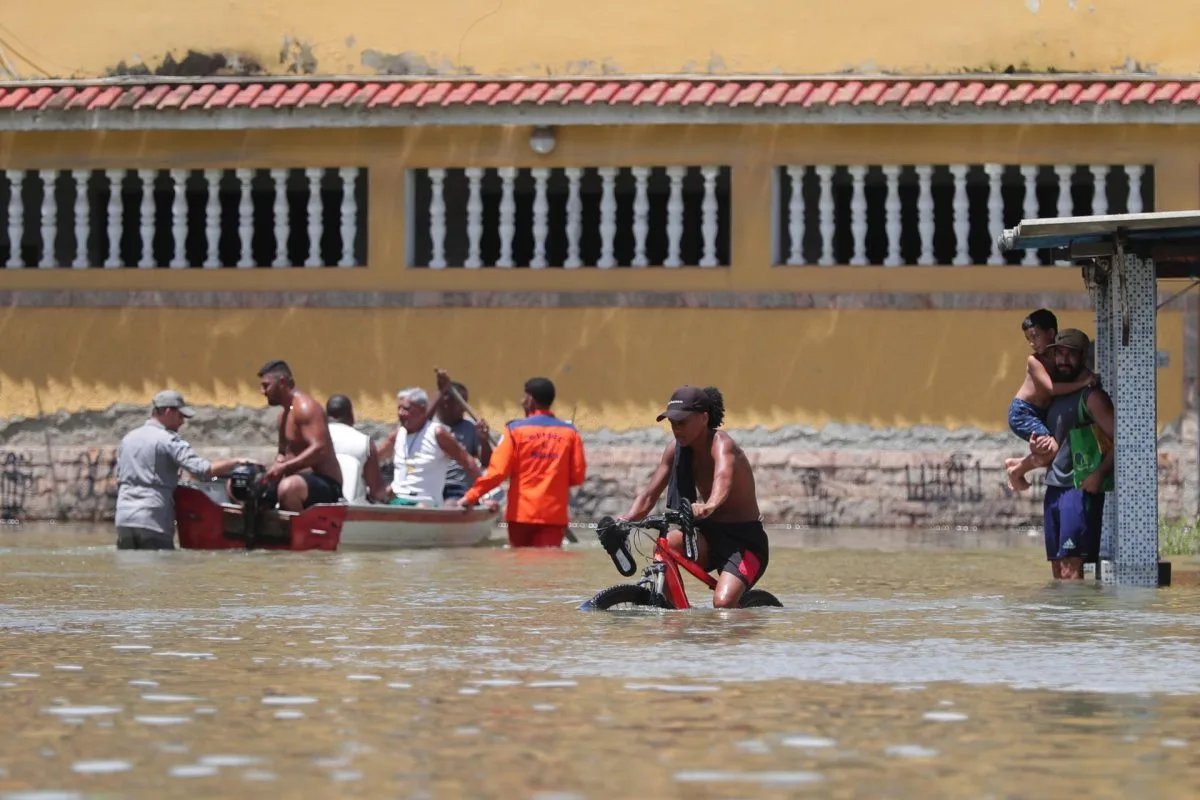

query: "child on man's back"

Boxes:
[1004, 309, 1097, 491]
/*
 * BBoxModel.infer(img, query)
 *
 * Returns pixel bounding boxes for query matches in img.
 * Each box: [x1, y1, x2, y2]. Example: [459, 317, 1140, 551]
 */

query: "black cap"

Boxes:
[656, 386, 712, 422]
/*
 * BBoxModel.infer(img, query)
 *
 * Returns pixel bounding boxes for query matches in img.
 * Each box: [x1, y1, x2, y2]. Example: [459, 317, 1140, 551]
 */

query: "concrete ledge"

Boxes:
[0, 289, 1118, 310]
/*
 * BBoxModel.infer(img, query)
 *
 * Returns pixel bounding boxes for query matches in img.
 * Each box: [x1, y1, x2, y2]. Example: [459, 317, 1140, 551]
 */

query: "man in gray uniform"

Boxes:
[114, 390, 248, 550]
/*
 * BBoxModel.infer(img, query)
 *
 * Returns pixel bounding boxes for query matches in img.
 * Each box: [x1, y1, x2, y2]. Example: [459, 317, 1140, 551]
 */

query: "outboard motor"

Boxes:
[227, 463, 268, 550]
[228, 463, 265, 503]
[597, 516, 637, 577]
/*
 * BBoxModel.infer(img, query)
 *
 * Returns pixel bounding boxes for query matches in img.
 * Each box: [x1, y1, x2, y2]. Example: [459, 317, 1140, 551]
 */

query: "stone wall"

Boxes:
[1, 407, 1195, 527]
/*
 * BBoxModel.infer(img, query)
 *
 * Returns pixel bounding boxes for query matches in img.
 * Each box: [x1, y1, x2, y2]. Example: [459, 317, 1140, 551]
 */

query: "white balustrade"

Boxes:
[950, 164, 970, 266]
[531, 168, 549, 269]
[0, 165, 366, 269]
[597, 167, 617, 269]
[816, 165, 834, 266]
[427, 168, 447, 269]
[169, 168, 188, 268]
[664, 166, 685, 268]
[1127, 165, 1144, 214]
[338, 166, 359, 268]
[630, 167, 649, 268]
[304, 168, 323, 268]
[1020, 165, 1040, 266]
[104, 169, 123, 268]
[916, 165, 934, 265]
[882, 165, 901, 267]
[565, 167, 584, 269]
[985, 163, 1004, 265]
[496, 167, 515, 268]
[72, 169, 89, 269]
[849, 165, 867, 266]
[700, 165, 719, 268]
[236, 168, 254, 268]
[39, 169, 57, 268]
[776, 162, 1152, 266]
[6, 170, 23, 268]
[786, 166, 806, 266]
[203, 169, 221, 269]
[137, 169, 155, 268]
[271, 168, 289, 268]
[1091, 165, 1109, 216]
[465, 167, 484, 269]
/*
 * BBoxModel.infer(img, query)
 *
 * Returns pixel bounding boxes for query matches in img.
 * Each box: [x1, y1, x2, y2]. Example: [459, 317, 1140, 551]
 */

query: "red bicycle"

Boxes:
[579, 498, 783, 610]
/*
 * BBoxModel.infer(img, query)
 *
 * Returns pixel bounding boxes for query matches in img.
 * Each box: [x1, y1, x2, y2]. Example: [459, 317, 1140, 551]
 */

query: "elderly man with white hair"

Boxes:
[379, 387, 481, 506]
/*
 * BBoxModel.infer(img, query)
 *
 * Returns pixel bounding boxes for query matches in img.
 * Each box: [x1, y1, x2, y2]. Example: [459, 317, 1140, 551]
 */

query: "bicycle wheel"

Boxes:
[739, 589, 783, 608]
[579, 584, 671, 611]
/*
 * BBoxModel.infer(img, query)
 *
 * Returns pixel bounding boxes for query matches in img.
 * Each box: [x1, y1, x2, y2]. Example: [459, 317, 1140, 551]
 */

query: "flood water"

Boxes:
[3, 523, 1200, 799]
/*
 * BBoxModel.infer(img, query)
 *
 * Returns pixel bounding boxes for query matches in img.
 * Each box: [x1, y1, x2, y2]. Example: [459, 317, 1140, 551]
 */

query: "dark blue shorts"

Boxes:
[1008, 397, 1051, 442]
[1043, 485, 1104, 562]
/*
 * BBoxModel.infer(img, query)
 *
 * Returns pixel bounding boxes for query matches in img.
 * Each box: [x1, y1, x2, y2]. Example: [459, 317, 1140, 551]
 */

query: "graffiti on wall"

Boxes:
[904, 454, 984, 504]
[795, 467, 842, 528]
[0, 451, 35, 520]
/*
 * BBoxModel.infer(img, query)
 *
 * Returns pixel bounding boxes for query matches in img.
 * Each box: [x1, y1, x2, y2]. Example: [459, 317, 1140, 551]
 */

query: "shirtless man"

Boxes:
[258, 360, 343, 511]
[618, 385, 768, 609]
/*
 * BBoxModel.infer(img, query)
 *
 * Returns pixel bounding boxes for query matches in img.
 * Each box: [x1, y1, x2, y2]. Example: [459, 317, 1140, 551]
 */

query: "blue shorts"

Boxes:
[1008, 397, 1051, 442]
[1043, 485, 1104, 562]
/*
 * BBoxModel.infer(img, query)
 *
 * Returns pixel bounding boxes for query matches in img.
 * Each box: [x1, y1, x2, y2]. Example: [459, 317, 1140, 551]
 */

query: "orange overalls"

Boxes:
[462, 412, 587, 547]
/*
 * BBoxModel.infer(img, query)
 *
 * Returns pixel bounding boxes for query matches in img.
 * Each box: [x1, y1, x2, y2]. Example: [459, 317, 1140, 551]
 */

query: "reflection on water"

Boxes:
[2, 523, 1200, 798]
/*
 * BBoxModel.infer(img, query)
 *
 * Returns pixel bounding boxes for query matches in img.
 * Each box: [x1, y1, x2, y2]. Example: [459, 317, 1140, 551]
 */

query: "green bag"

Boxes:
[1069, 391, 1114, 493]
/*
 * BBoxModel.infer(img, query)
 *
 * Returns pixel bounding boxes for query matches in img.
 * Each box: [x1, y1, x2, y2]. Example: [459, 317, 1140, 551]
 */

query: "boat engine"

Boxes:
[227, 463, 271, 550]
[228, 463, 266, 503]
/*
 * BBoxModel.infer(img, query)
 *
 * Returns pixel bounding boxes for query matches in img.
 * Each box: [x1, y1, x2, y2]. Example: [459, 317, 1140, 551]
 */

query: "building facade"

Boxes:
[0, 3, 1197, 525]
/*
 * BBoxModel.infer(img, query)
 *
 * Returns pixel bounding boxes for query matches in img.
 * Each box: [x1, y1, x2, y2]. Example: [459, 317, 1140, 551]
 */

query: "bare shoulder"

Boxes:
[1088, 386, 1115, 411]
[712, 430, 742, 457]
[291, 391, 321, 419]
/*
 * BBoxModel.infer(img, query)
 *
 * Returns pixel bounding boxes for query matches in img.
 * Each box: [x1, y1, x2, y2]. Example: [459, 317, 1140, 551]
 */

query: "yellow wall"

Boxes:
[0, 307, 1184, 432]
[5, 0, 1200, 79]
[0, 122, 1194, 431]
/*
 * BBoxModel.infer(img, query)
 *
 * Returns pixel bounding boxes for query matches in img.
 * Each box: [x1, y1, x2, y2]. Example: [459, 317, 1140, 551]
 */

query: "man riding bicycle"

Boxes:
[617, 385, 769, 608]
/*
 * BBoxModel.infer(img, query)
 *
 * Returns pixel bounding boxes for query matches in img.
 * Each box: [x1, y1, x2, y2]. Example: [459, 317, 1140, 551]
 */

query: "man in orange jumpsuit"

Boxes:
[455, 377, 587, 548]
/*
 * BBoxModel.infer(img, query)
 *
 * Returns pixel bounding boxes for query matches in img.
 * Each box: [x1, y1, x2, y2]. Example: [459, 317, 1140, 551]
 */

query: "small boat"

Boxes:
[174, 478, 499, 551]
[174, 484, 345, 552]
[338, 503, 498, 550]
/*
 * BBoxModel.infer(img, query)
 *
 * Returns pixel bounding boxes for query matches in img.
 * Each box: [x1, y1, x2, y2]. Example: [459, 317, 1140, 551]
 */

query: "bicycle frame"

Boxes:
[643, 531, 715, 610]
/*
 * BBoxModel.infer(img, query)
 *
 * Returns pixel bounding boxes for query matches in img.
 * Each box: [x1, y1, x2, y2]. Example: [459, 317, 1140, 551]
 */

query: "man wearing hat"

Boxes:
[114, 390, 250, 550]
[1030, 329, 1116, 579]
[616, 385, 770, 608]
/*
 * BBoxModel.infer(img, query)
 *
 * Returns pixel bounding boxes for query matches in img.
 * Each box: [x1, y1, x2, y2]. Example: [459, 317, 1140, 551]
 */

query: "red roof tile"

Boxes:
[1, 76, 1198, 128]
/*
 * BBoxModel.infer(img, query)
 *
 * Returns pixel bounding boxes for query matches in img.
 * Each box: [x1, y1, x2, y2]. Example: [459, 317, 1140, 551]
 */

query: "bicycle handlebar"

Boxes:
[596, 499, 699, 576]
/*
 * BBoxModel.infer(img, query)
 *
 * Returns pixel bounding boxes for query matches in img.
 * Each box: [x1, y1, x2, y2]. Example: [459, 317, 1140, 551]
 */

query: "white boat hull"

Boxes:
[339, 503, 499, 550]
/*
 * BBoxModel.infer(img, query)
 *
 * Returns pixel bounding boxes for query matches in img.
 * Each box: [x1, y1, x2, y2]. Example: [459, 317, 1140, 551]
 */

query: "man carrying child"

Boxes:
[1004, 309, 1097, 491]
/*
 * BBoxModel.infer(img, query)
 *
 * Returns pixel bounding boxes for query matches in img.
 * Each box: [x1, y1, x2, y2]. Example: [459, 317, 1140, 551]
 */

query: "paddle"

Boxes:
[437, 369, 580, 544]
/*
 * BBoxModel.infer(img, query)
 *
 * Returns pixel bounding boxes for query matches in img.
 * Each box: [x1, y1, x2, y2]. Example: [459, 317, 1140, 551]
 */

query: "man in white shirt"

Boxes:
[379, 387, 480, 506]
[325, 394, 388, 504]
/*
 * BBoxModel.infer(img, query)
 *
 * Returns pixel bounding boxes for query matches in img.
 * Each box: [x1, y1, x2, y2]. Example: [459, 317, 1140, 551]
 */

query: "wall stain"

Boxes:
[279, 36, 318, 75]
[105, 50, 265, 78]
[361, 49, 462, 76]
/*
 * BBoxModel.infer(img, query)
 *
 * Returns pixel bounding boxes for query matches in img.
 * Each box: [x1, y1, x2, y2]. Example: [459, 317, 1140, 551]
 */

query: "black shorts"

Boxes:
[699, 521, 770, 588]
[300, 472, 343, 507]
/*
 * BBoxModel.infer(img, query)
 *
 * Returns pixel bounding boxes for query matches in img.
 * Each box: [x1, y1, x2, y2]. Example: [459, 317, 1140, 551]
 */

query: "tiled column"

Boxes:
[1102, 252, 1161, 585]
[1094, 268, 1116, 563]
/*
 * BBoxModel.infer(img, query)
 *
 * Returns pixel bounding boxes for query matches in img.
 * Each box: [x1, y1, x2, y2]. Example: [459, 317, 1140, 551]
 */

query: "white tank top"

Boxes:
[391, 420, 451, 504]
[329, 421, 371, 503]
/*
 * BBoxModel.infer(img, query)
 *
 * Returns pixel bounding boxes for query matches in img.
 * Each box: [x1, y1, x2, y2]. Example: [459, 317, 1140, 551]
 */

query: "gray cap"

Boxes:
[152, 389, 195, 418]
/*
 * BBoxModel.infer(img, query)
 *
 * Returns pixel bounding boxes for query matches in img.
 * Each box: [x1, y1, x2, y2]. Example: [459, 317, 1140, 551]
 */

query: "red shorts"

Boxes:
[507, 523, 567, 548]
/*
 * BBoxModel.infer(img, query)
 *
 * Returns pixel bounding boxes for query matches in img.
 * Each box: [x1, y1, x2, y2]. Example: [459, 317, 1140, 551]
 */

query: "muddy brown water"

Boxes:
[2, 523, 1200, 799]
